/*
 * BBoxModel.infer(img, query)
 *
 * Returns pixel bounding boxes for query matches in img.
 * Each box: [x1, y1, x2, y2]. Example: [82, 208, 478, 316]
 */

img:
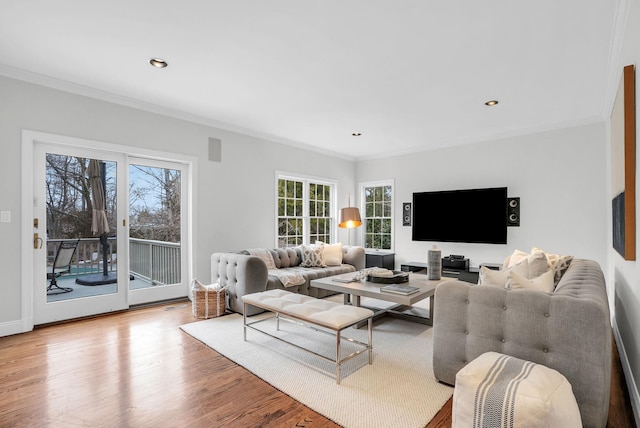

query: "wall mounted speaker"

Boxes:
[507, 197, 520, 227]
[403, 202, 411, 226]
[208, 137, 222, 162]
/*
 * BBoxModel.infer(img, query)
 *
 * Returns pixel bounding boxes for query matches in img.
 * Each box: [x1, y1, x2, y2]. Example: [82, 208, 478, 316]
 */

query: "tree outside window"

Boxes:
[277, 175, 335, 247]
[363, 182, 393, 250]
[277, 178, 304, 247]
[309, 183, 332, 244]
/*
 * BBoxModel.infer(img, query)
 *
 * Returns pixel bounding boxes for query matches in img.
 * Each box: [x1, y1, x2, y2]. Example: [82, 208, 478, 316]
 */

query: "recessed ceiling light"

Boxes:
[149, 58, 168, 68]
[485, 100, 499, 106]
[352, 132, 362, 136]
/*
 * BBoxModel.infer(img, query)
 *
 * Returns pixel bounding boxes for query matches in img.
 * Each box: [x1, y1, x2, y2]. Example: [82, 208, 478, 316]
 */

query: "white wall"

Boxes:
[0, 75, 356, 332]
[356, 123, 608, 271]
[610, 0, 640, 418]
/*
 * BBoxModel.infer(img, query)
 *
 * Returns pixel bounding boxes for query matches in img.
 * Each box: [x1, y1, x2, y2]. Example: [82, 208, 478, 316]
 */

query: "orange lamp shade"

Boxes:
[339, 207, 362, 228]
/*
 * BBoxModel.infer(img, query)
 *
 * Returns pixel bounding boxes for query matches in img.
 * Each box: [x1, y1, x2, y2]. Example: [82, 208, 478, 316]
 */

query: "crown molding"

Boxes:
[355, 115, 605, 161]
[0, 62, 608, 164]
[0, 63, 356, 162]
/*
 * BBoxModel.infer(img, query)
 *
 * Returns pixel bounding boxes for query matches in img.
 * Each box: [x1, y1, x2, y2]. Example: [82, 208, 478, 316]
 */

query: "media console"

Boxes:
[365, 251, 395, 270]
[400, 261, 501, 284]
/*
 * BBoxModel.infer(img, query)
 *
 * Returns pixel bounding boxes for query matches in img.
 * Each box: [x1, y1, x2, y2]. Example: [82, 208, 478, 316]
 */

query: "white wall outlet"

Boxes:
[1, 211, 11, 223]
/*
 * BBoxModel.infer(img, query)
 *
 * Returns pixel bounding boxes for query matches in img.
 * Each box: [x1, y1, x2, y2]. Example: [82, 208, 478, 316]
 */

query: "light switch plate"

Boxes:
[1, 211, 11, 223]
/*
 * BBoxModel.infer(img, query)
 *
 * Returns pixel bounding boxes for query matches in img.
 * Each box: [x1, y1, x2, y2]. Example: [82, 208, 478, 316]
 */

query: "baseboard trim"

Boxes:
[613, 320, 640, 425]
[0, 319, 31, 338]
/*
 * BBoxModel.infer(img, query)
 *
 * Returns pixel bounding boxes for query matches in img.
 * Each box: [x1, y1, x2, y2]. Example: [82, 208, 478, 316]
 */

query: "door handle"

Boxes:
[34, 233, 43, 249]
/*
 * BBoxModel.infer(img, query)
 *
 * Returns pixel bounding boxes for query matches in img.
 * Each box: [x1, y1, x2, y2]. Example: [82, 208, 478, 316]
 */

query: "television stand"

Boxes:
[400, 261, 495, 284]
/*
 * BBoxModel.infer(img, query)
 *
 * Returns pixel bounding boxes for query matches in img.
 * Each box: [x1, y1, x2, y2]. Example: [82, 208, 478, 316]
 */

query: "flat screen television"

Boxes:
[412, 187, 508, 244]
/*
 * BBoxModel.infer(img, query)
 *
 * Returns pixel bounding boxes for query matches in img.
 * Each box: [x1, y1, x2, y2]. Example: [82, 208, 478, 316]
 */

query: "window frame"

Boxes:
[360, 179, 394, 251]
[275, 172, 337, 248]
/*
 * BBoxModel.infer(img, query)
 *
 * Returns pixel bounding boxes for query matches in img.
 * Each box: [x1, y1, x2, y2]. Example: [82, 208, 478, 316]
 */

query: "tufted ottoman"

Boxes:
[453, 352, 582, 428]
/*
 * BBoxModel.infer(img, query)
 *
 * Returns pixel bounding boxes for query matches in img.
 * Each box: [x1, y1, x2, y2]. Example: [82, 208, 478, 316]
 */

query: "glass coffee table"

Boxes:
[310, 272, 449, 326]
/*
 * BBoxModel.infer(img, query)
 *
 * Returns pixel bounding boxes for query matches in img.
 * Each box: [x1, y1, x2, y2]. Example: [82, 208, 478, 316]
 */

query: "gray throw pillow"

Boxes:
[300, 245, 326, 267]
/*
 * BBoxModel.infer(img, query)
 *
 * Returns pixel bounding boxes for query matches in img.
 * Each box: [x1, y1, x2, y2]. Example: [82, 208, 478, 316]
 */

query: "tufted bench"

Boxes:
[242, 289, 374, 384]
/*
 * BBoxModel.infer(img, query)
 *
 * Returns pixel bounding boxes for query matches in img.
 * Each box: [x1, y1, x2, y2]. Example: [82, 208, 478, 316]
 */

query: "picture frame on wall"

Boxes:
[611, 64, 636, 261]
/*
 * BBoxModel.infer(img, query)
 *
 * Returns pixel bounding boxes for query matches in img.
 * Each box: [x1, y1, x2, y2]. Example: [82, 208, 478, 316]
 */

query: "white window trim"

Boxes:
[20, 130, 196, 335]
[275, 171, 338, 247]
[360, 179, 395, 252]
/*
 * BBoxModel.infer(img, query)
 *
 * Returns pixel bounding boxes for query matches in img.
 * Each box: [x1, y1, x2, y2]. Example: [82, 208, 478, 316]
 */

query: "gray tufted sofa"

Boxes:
[432, 259, 610, 428]
[211, 245, 365, 316]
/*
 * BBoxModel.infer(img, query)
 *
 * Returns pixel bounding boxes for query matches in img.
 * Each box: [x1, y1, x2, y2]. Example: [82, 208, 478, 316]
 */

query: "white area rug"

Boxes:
[180, 307, 453, 428]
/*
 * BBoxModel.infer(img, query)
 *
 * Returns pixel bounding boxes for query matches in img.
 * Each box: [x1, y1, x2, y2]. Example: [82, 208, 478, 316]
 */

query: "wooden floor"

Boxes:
[0, 302, 635, 428]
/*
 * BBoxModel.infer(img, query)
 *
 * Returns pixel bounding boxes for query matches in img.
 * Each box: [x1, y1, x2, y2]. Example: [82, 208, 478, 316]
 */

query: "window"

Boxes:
[362, 181, 393, 250]
[277, 174, 335, 247]
[309, 182, 332, 244]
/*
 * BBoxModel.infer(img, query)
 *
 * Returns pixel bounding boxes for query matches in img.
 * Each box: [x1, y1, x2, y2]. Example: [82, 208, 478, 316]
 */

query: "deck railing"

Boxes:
[129, 238, 181, 285]
[47, 237, 181, 285]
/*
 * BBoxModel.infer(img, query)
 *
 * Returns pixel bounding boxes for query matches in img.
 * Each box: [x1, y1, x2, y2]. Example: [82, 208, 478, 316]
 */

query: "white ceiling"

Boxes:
[0, 1, 622, 160]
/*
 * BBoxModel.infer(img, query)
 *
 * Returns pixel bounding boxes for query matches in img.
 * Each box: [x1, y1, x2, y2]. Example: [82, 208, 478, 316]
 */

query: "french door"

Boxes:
[32, 141, 190, 324]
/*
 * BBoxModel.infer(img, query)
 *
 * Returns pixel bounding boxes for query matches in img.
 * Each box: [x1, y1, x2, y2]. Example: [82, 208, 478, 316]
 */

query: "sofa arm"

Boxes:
[342, 245, 365, 270]
[211, 253, 268, 315]
[433, 279, 611, 428]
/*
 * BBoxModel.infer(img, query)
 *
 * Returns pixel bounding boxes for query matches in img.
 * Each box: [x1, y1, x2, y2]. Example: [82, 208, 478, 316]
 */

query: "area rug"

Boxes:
[180, 311, 453, 428]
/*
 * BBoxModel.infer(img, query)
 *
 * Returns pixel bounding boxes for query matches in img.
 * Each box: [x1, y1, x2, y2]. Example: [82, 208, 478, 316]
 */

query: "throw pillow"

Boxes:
[477, 268, 507, 288]
[478, 259, 529, 287]
[247, 248, 277, 270]
[531, 247, 573, 284]
[300, 244, 326, 268]
[504, 249, 550, 278]
[316, 241, 343, 266]
[508, 270, 555, 293]
[502, 249, 528, 269]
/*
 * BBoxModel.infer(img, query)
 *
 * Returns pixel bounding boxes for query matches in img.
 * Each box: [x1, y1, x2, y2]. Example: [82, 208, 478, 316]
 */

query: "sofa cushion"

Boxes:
[287, 248, 300, 266]
[271, 248, 286, 268]
[265, 264, 357, 297]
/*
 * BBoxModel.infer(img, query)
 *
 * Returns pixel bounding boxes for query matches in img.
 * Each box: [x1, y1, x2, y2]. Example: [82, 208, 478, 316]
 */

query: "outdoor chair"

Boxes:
[47, 240, 80, 295]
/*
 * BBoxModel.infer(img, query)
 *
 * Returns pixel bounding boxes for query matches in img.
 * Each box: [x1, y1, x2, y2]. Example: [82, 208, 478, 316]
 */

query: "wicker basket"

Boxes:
[192, 287, 226, 319]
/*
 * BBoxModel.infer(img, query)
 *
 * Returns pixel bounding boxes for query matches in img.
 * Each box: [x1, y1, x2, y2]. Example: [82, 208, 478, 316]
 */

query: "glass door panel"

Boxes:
[34, 144, 128, 324]
[128, 158, 188, 305]
[46, 155, 120, 301]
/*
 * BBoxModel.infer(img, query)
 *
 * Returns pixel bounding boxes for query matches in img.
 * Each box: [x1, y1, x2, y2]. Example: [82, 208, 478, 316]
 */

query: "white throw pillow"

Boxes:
[300, 244, 326, 268]
[315, 241, 343, 266]
[502, 249, 528, 269]
[508, 269, 555, 293]
[479, 259, 529, 287]
[504, 249, 550, 278]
